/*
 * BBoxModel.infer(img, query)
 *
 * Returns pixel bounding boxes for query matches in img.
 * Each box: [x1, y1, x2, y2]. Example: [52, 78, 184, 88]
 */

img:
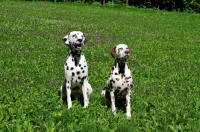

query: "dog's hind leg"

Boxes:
[60, 81, 66, 100]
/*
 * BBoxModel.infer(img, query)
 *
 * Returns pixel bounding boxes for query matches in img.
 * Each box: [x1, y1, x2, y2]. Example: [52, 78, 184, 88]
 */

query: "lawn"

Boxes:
[0, 1, 200, 131]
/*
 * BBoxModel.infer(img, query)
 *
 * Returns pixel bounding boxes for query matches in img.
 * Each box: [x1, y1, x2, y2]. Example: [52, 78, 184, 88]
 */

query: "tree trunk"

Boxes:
[126, 0, 128, 9]
[103, 0, 105, 7]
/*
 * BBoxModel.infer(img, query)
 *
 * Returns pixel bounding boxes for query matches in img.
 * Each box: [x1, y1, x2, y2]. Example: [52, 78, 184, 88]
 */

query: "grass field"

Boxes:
[0, 1, 200, 131]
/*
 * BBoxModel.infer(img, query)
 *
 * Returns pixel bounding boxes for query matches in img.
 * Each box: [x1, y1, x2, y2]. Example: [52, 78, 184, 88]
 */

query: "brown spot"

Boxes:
[125, 77, 131, 80]
[121, 74, 125, 79]
[112, 95, 115, 100]
[116, 78, 120, 81]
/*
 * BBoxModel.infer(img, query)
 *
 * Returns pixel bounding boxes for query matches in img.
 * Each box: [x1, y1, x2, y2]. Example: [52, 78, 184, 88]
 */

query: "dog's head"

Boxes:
[63, 31, 86, 51]
[110, 44, 132, 59]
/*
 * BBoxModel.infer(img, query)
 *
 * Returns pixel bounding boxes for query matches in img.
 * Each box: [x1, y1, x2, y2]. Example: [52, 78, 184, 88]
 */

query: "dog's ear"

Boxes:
[63, 33, 70, 45]
[110, 46, 117, 59]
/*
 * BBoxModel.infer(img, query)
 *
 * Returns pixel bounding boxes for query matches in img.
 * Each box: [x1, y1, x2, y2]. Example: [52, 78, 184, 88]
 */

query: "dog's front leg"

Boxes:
[110, 90, 116, 115]
[82, 80, 89, 108]
[66, 81, 72, 109]
[126, 88, 131, 118]
[86, 82, 92, 101]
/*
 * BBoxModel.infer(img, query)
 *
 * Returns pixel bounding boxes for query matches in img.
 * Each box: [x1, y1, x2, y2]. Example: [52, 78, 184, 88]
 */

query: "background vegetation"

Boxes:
[0, 1, 200, 131]
[1, 0, 199, 13]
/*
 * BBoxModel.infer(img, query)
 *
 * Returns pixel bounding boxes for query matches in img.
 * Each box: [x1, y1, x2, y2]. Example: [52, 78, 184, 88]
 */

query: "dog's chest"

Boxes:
[64, 53, 88, 85]
[108, 67, 133, 91]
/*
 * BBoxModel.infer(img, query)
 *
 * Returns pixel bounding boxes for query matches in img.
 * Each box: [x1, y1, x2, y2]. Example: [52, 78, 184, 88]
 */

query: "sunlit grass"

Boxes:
[0, 1, 200, 131]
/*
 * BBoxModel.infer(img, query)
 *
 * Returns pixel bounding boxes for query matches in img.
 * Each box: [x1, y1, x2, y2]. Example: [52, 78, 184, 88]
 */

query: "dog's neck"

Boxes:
[114, 58, 127, 74]
[68, 49, 82, 66]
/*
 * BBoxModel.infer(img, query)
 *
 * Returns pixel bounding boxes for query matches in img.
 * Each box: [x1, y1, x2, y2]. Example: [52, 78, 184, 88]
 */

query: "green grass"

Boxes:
[0, 1, 200, 131]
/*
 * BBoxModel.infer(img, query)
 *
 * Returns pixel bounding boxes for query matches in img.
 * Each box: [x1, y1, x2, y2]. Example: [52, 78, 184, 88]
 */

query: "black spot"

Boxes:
[71, 67, 74, 70]
[67, 86, 70, 89]
[79, 64, 81, 67]
[81, 76, 87, 83]
[78, 76, 81, 80]
[84, 65, 86, 68]
[72, 59, 74, 62]
[72, 72, 75, 76]
[81, 67, 83, 70]
[65, 63, 67, 66]
[67, 81, 69, 83]
[110, 79, 115, 84]
[82, 70, 85, 73]
[77, 71, 80, 75]
[112, 67, 114, 70]
[67, 66, 69, 70]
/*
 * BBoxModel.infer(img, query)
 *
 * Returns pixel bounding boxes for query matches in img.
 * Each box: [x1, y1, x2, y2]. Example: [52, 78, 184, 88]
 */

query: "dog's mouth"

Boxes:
[125, 54, 130, 57]
[73, 44, 82, 50]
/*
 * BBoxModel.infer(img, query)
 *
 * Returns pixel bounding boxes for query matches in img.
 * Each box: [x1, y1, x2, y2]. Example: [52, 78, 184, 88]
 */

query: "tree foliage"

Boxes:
[29, 0, 200, 13]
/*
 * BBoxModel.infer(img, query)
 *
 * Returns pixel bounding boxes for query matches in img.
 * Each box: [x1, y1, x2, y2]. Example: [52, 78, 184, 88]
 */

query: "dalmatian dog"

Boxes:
[101, 44, 133, 118]
[60, 31, 92, 109]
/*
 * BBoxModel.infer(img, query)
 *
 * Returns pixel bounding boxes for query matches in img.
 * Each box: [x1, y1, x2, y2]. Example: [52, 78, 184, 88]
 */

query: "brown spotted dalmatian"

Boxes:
[60, 31, 92, 109]
[101, 44, 133, 118]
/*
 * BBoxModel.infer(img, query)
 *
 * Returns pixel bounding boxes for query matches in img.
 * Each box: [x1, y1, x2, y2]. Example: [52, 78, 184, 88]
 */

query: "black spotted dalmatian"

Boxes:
[101, 44, 133, 118]
[60, 31, 92, 109]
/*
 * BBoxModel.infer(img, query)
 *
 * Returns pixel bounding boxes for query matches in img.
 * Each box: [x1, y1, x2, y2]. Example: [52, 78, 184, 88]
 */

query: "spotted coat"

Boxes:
[60, 31, 92, 109]
[101, 44, 133, 118]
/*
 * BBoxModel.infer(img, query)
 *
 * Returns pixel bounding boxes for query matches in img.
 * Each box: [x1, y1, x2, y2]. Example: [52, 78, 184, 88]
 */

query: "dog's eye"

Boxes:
[118, 48, 123, 51]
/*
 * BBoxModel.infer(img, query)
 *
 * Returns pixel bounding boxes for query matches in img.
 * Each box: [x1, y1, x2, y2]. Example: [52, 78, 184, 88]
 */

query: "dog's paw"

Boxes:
[101, 90, 106, 96]
[126, 113, 131, 119]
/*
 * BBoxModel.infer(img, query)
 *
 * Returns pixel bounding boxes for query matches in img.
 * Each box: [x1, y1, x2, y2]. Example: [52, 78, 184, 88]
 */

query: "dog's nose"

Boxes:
[77, 39, 82, 42]
[63, 38, 67, 42]
[125, 50, 130, 54]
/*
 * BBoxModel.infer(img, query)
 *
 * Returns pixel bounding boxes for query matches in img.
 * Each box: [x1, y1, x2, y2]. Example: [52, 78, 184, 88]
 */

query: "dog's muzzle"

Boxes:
[74, 44, 82, 50]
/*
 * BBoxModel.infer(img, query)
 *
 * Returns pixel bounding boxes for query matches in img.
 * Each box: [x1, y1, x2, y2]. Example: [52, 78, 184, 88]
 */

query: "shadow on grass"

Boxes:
[101, 90, 127, 112]
[58, 81, 85, 107]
